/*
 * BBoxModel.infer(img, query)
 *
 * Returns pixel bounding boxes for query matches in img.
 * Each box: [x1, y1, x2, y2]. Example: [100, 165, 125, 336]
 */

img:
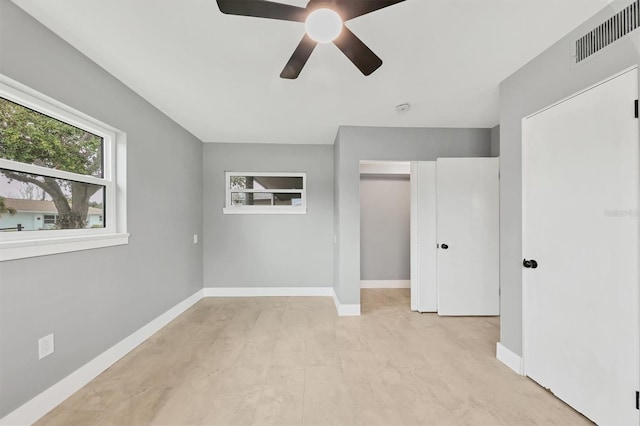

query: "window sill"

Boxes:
[223, 208, 307, 215]
[0, 233, 130, 261]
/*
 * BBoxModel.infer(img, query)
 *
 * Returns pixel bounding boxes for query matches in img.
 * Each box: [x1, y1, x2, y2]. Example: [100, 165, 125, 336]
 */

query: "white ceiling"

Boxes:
[12, 0, 615, 144]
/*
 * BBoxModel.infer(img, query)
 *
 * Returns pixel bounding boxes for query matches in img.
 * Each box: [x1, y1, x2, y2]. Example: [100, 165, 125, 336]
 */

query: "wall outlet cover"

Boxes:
[38, 334, 54, 359]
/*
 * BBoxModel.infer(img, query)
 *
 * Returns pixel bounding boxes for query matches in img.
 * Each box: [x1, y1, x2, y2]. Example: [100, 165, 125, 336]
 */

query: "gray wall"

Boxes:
[499, 0, 634, 356]
[334, 126, 492, 304]
[0, 0, 204, 417]
[360, 174, 411, 281]
[203, 143, 334, 287]
[491, 125, 500, 157]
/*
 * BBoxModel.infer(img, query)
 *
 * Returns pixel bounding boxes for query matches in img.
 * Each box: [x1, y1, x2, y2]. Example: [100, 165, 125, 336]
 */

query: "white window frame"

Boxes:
[0, 75, 128, 261]
[223, 172, 307, 215]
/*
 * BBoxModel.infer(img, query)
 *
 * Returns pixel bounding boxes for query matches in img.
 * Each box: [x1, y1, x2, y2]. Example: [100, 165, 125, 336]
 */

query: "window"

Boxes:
[224, 172, 306, 214]
[0, 75, 128, 261]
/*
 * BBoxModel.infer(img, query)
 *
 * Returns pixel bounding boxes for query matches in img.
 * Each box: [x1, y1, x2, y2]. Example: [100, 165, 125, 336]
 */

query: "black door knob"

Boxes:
[523, 259, 538, 269]
[441, 244, 449, 250]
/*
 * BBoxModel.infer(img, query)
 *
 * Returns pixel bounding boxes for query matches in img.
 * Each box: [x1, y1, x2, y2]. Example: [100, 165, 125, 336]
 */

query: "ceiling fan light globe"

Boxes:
[305, 8, 342, 43]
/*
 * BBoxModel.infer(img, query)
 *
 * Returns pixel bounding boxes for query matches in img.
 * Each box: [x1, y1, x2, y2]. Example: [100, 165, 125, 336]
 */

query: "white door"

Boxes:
[523, 68, 640, 425]
[436, 158, 500, 316]
[410, 161, 437, 312]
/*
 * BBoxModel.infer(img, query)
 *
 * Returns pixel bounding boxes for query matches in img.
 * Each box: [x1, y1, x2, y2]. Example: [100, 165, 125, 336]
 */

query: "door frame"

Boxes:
[410, 161, 438, 312]
[358, 160, 435, 313]
[520, 66, 640, 399]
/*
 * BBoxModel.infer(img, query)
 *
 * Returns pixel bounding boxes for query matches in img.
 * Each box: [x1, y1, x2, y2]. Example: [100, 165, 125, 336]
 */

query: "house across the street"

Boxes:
[0, 198, 103, 231]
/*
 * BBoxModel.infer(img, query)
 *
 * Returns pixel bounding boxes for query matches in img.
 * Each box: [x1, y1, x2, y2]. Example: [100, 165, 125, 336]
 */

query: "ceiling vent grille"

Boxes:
[575, 0, 640, 63]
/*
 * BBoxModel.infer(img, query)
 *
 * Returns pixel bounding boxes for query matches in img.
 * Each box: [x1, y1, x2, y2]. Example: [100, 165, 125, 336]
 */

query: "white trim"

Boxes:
[203, 287, 333, 297]
[0, 289, 203, 426]
[205, 287, 361, 316]
[0, 74, 128, 259]
[0, 233, 129, 261]
[232, 189, 302, 194]
[226, 172, 305, 177]
[360, 280, 410, 289]
[0, 80, 116, 236]
[496, 342, 524, 376]
[2, 223, 115, 243]
[409, 161, 438, 313]
[331, 289, 361, 316]
[114, 132, 127, 234]
[359, 161, 411, 175]
[224, 172, 307, 214]
[0, 75, 120, 142]
[410, 162, 419, 311]
[223, 207, 306, 215]
[0, 159, 108, 187]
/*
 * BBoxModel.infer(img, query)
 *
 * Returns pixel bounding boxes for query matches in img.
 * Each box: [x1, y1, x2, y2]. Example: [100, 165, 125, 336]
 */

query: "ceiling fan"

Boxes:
[216, 0, 406, 79]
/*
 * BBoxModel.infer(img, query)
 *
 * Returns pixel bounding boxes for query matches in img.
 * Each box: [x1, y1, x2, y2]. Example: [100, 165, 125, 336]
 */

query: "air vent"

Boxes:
[575, 0, 640, 63]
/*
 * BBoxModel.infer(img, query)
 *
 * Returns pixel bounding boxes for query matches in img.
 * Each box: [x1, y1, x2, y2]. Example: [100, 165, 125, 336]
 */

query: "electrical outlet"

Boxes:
[38, 334, 54, 359]
[193, 234, 198, 244]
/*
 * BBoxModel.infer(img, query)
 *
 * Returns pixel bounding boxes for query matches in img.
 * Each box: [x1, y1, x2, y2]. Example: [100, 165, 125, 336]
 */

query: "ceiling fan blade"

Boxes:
[280, 34, 318, 79]
[338, 0, 406, 21]
[217, 0, 308, 22]
[333, 26, 382, 76]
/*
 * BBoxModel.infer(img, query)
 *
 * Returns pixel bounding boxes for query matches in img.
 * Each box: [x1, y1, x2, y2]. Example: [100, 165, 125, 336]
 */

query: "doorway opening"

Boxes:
[359, 161, 411, 314]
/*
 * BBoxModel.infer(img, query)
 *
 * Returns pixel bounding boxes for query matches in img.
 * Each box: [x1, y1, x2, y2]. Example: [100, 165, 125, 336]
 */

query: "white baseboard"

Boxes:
[360, 280, 410, 289]
[331, 289, 361, 316]
[336, 303, 361, 316]
[203, 287, 333, 297]
[0, 289, 204, 426]
[496, 342, 524, 376]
